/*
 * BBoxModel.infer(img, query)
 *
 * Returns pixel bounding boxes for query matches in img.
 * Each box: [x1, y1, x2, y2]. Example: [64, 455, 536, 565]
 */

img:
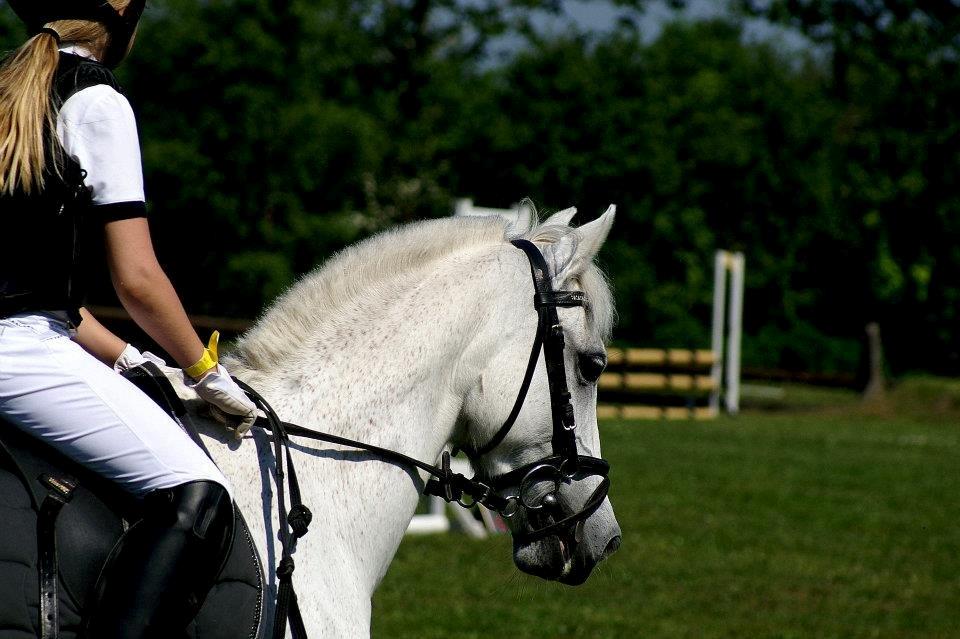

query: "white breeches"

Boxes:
[0, 313, 230, 498]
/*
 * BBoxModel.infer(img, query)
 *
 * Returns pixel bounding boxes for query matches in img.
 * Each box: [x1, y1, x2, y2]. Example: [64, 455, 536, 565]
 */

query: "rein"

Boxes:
[234, 381, 514, 639]
[234, 239, 612, 639]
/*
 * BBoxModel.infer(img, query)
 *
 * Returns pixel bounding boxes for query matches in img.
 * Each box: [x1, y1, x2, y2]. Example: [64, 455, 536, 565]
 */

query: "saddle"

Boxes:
[0, 364, 264, 639]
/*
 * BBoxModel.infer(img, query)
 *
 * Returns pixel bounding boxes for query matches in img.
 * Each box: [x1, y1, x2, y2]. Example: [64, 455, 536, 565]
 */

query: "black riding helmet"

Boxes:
[6, 0, 146, 68]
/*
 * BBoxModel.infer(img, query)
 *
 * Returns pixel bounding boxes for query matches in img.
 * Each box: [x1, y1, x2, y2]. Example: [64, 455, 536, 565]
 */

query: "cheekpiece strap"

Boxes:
[536, 291, 586, 308]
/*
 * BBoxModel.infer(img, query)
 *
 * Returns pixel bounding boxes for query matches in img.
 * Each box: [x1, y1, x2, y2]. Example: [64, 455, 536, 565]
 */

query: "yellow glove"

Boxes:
[185, 332, 257, 437]
[185, 331, 220, 380]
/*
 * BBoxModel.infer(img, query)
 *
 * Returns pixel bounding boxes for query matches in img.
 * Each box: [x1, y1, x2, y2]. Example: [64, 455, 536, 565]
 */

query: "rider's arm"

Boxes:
[103, 218, 258, 432]
[61, 82, 255, 431]
[73, 307, 128, 366]
[101, 217, 206, 370]
[61, 88, 204, 372]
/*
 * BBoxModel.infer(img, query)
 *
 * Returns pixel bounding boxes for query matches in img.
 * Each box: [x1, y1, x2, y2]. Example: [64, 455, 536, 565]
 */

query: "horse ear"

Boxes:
[505, 201, 535, 235]
[543, 205, 615, 286]
[543, 207, 577, 228]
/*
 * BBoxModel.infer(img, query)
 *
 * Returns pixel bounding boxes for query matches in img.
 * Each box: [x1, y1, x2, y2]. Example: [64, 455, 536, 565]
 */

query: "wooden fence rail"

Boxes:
[598, 347, 718, 421]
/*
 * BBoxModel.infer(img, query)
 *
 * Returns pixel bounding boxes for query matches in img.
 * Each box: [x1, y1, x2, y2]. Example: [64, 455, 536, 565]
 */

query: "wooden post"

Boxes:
[863, 322, 886, 402]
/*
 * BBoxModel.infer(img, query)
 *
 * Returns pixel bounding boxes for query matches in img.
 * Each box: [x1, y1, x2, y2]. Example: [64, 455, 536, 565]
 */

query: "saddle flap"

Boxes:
[1, 391, 263, 638]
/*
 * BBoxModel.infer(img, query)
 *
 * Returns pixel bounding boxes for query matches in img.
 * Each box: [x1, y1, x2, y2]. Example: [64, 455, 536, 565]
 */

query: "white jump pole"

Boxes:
[725, 253, 745, 414]
[405, 494, 450, 535]
[454, 198, 475, 217]
[708, 250, 745, 416]
[709, 251, 729, 414]
[453, 198, 532, 233]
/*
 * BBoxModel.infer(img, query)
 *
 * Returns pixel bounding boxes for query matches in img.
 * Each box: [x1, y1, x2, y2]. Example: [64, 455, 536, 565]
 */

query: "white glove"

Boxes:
[113, 343, 169, 373]
[188, 363, 258, 437]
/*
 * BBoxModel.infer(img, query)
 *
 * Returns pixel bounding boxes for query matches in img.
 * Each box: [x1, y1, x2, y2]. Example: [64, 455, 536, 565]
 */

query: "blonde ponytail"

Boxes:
[0, 5, 124, 197]
[0, 31, 61, 196]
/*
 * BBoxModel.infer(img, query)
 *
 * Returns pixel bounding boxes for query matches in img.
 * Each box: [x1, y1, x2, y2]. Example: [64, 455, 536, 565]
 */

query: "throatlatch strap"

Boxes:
[37, 473, 77, 639]
[469, 311, 546, 458]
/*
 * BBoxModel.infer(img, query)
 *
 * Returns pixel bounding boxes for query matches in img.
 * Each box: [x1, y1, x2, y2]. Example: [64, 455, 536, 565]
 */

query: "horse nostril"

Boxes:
[602, 535, 621, 559]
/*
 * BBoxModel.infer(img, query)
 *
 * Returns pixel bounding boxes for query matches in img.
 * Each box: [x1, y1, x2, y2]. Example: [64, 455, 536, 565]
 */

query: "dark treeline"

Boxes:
[1, 1, 958, 376]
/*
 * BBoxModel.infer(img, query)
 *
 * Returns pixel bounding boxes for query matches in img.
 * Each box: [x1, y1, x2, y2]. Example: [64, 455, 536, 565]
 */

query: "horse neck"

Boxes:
[237, 243, 521, 590]
[247, 245, 510, 448]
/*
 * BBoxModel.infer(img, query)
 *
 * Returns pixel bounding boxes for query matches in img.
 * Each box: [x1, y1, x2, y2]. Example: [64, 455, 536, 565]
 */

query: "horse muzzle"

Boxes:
[502, 460, 618, 584]
[512, 505, 621, 584]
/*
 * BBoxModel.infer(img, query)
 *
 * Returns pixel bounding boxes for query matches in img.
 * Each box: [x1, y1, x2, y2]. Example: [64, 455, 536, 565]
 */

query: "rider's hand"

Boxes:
[189, 363, 257, 437]
[113, 343, 168, 373]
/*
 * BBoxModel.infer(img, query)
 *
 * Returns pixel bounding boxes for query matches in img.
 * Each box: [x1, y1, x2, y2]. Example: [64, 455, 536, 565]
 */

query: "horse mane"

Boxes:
[228, 213, 615, 374]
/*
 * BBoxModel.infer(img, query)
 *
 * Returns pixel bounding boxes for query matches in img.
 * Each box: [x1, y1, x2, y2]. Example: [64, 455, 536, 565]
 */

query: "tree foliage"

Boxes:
[1, 0, 958, 375]
[737, 0, 960, 372]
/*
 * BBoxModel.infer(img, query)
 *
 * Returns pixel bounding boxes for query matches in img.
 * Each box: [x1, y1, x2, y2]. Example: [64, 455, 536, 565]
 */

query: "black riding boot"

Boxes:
[83, 480, 235, 639]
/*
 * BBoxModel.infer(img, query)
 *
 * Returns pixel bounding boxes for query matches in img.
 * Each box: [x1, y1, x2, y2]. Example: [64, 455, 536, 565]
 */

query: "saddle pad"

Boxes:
[0, 422, 264, 638]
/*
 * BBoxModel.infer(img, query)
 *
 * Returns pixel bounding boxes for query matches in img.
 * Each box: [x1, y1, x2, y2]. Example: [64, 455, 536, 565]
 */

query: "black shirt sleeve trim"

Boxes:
[95, 201, 147, 223]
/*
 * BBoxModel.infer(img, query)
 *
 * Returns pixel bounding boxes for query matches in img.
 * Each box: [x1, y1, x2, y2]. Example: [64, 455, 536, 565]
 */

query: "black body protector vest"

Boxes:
[0, 53, 121, 324]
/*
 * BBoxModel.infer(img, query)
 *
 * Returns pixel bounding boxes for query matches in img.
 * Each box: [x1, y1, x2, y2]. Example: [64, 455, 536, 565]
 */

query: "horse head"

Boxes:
[457, 205, 621, 585]
[165, 207, 622, 634]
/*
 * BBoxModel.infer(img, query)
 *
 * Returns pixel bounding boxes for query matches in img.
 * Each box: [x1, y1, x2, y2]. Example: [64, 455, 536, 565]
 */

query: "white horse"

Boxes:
[177, 205, 621, 637]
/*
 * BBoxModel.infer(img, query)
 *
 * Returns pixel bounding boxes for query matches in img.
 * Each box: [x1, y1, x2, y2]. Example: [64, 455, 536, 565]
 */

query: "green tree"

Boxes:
[3, 1, 958, 374]
[121, 0, 675, 316]
[737, 0, 960, 372]
[443, 21, 856, 370]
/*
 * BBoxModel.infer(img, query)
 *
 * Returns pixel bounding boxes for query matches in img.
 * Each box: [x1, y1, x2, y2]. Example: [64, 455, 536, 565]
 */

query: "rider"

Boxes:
[0, 1, 257, 636]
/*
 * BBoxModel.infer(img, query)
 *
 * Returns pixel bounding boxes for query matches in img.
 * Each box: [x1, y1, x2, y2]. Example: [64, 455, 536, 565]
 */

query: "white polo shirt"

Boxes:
[56, 45, 146, 219]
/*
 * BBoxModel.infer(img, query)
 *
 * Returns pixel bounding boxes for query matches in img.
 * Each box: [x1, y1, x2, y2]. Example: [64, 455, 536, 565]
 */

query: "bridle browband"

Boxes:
[236, 238, 612, 639]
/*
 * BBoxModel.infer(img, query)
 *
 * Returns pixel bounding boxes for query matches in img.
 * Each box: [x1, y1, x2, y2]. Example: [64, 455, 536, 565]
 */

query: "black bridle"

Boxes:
[448, 239, 611, 542]
[236, 238, 611, 639]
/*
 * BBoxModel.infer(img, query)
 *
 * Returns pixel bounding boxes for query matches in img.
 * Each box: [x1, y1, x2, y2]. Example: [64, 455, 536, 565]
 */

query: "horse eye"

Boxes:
[577, 352, 607, 384]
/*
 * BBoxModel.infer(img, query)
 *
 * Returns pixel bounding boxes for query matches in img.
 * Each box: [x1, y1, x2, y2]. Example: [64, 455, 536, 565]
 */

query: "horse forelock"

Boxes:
[228, 212, 615, 375]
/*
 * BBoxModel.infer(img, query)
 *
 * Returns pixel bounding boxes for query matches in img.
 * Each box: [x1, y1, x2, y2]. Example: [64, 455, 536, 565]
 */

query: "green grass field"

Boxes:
[371, 384, 960, 638]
